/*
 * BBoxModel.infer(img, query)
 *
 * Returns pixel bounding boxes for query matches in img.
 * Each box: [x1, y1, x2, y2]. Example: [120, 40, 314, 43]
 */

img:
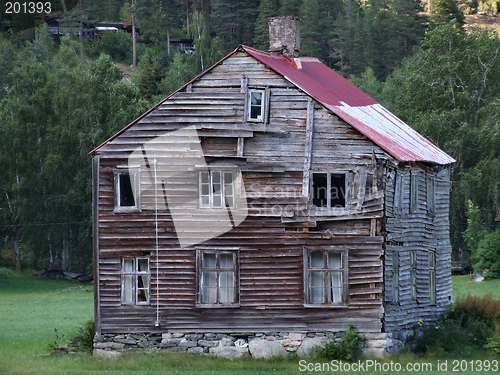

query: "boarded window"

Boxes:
[392, 251, 400, 303]
[427, 173, 435, 214]
[199, 170, 235, 209]
[114, 168, 140, 213]
[305, 249, 347, 306]
[198, 250, 238, 306]
[121, 257, 150, 305]
[429, 250, 436, 304]
[394, 171, 404, 212]
[311, 172, 346, 208]
[410, 251, 417, 301]
[410, 171, 418, 212]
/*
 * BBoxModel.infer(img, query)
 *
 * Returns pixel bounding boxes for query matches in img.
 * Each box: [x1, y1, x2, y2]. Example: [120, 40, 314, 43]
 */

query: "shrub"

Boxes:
[68, 320, 95, 353]
[472, 229, 500, 278]
[413, 294, 498, 356]
[313, 325, 366, 362]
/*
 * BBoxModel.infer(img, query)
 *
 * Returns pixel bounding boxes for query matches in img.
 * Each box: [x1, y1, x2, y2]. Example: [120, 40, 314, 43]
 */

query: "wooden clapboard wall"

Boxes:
[93, 51, 450, 337]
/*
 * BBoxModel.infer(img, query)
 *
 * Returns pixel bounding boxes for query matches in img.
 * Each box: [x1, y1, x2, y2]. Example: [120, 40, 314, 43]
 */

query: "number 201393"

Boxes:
[5, 2, 52, 14]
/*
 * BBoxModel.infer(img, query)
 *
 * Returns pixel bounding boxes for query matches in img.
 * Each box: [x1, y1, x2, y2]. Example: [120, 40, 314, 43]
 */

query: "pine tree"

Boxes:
[300, 0, 321, 57]
[253, 0, 279, 50]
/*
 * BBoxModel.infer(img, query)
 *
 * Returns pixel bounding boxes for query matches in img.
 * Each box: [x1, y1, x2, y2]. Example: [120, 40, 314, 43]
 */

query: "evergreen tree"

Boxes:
[253, 0, 279, 50]
[300, 0, 321, 57]
[279, 0, 302, 15]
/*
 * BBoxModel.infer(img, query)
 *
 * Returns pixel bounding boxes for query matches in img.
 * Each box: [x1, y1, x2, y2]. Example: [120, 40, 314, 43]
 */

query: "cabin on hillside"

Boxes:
[90, 17, 455, 357]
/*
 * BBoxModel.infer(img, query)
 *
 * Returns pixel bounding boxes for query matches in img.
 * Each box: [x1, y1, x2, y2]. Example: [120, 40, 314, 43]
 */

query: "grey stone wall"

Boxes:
[94, 331, 399, 359]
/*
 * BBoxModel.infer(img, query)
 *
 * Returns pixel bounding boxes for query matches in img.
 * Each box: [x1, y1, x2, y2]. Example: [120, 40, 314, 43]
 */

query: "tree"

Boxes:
[472, 230, 500, 278]
[299, 0, 321, 57]
[253, 0, 279, 50]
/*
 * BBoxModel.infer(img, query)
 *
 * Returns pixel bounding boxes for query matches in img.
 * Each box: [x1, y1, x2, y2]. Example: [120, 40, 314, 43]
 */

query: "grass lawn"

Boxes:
[0, 270, 499, 374]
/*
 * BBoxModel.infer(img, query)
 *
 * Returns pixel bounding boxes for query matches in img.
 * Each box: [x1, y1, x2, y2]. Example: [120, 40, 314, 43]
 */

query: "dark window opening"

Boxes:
[312, 173, 328, 207]
[311, 172, 346, 208]
[119, 173, 135, 207]
[331, 174, 346, 207]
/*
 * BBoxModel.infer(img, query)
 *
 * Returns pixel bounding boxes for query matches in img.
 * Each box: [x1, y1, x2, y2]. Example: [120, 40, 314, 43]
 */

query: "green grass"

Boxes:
[452, 274, 500, 300]
[0, 270, 499, 374]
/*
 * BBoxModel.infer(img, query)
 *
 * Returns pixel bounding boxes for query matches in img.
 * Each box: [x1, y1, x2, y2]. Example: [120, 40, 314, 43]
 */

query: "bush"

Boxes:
[472, 229, 500, 278]
[99, 31, 132, 63]
[68, 320, 95, 353]
[313, 325, 366, 362]
[413, 294, 498, 356]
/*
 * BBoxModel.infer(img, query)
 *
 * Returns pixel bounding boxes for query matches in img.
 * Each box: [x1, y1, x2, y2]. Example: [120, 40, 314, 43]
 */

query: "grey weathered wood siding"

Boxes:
[93, 51, 400, 335]
[383, 165, 453, 337]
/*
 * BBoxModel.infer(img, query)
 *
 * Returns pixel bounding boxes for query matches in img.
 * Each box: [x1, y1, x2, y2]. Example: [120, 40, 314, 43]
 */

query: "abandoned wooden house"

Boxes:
[90, 17, 455, 357]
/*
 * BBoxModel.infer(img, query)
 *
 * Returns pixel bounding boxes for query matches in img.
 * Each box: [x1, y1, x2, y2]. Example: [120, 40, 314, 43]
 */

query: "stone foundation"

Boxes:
[94, 331, 398, 358]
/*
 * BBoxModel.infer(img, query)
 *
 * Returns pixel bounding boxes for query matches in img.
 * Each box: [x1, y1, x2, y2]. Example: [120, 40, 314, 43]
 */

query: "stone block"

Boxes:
[185, 334, 203, 341]
[209, 346, 249, 359]
[264, 336, 276, 341]
[363, 347, 387, 358]
[367, 339, 387, 349]
[282, 340, 301, 347]
[289, 332, 306, 341]
[162, 333, 172, 340]
[188, 347, 205, 355]
[220, 338, 234, 347]
[94, 342, 114, 349]
[199, 340, 219, 348]
[297, 337, 324, 358]
[172, 333, 185, 338]
[248, 338, 287, 359]
[178, 339, 198, 348]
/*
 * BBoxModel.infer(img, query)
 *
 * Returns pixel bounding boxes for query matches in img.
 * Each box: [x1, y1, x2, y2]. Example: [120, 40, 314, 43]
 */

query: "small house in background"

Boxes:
[495, 206, 500, 221]
[91, 16, 455, 358]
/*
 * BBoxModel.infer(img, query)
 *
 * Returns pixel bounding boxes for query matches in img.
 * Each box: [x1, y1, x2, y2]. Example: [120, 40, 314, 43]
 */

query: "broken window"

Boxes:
[199, 170, 235, 209]
[246, 88, 269, 123]
[429, 250, 436, 304]
[427, 173, 435, 214]
[305, 249, 347, 306]
[197, 250, 238, 306]
[311, 172, 346, 208]
[114, 168, 140, 213]
[121, 257, 150, 305]
[410, 250, 417, 301]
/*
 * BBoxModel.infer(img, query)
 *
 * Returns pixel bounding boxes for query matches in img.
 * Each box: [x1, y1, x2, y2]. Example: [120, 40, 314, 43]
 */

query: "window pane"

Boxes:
[137, 275, 149, 302]
[220, 253, 234, 269]
[202, 271, 217, 303]
[312, 173, 328, 207]
[200, 171, 210, 184]
[328, 253, 342, 269]
[219, 271, 235, 303]
[138, 258, 149, 272]
[251, 91, 262, 106]
[309, 251, 324, 268]
[330, 174, 346, 207]
[224, 172, 234, 207]
[202, 253, 217, 268]
[123, 258, 134, 273]
[429, 251, 435, 268]
[310, 271, 325, 303]
[329, 271, 343, 304]
[119, 173, 136, 207]
[123, 275, 134, 303]
[212, 171, 222, 208]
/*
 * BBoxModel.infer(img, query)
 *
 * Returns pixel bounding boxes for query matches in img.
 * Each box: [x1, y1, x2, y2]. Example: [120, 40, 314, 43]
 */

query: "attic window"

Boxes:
[246, 88, 269, 123]
[311, 172, 346, 208]
[114, 168, 140, 213]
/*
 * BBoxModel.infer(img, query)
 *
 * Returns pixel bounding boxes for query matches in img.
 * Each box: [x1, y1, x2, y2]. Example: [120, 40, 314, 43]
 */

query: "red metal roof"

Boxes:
[241, 46, 455, 165]
[91, 45, 456, 165]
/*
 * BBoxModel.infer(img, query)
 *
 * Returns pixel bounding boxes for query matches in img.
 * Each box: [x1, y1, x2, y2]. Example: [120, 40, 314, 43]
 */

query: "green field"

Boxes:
[1, 270, 499, 375]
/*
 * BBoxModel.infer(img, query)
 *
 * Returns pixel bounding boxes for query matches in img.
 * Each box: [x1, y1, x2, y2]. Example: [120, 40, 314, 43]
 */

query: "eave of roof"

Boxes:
[91, 45, 456, 165]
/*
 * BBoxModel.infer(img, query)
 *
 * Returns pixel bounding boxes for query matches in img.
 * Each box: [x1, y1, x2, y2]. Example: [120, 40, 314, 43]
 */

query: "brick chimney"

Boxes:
[268, 16, 300, 57]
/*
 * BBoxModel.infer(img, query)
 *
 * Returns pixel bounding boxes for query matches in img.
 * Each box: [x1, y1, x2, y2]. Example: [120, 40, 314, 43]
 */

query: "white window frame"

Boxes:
[245, 87, 270, 123]
[199, 169, 235, 209]
[114, 167, 140, 213]
[121, 257, 150, 305]
[196, 249, 239, 308]
[310, 171, 348, 209]
[304, 248, 348, 307]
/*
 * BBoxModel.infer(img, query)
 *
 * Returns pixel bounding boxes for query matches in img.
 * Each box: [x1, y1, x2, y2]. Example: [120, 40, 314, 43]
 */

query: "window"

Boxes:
[197, 250, 238, 306]
[410, 171, 418, 212]
[121, 257, 150, 305]
[429, 250, 436, 304]
[410, 251, 417, 301]
[114, 168, 140, 213]
[427, 173, 435, 214]
[199, 170, 235, 209]
[305, 249, 347, 306]
[311, 172, 346, 208]
[247, 89, 266, 122]
[392, 251, 400, 303]
[394, 171, 404, 211]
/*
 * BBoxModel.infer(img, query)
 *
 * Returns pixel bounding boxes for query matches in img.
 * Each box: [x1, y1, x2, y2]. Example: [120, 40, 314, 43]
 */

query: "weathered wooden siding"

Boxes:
[384, 165, 453, 337]
[94, 51, 394, 335]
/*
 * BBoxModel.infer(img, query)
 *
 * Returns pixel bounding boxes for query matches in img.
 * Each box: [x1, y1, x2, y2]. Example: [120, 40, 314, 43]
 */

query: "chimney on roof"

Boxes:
[268, 16, 300, 57]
